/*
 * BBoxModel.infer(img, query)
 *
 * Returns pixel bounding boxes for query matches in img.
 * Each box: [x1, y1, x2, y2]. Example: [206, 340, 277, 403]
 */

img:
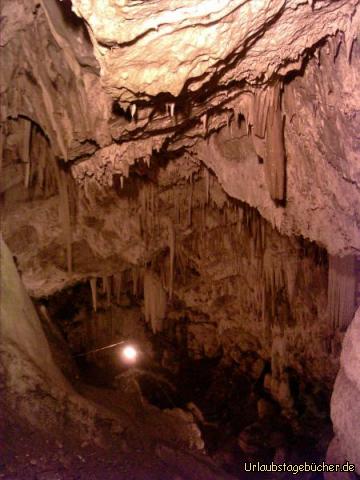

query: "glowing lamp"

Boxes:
[121, 345, 138, 363]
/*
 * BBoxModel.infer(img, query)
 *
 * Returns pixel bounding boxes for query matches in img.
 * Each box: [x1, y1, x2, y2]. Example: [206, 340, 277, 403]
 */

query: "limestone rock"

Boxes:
[72, 0, 358, 103]
[325, 436, 358, 480]
[330, 308, 360, 473]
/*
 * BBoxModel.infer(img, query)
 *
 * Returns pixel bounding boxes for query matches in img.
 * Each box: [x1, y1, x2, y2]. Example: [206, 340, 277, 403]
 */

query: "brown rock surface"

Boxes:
[330, 308, 360, 473]
[1, 0, 360, 475]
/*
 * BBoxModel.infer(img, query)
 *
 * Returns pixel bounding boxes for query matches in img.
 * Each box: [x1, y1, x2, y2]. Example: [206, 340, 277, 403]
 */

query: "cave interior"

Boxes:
[0, 0, 360, 479]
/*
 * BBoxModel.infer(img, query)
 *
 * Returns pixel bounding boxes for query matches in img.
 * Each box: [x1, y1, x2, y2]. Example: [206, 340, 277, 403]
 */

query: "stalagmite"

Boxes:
[90, 278, 97, 312]
[144, 270, 167, 333]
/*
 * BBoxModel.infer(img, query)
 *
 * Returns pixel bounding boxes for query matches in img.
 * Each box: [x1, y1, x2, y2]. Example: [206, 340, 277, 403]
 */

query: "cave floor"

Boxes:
[1, 397, 168, 480]
[0, 387, 240, 480]
[1, 370, 333, 480]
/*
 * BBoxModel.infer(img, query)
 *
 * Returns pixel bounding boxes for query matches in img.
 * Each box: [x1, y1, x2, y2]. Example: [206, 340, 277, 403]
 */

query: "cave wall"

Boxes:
[0, 236, 115, 441]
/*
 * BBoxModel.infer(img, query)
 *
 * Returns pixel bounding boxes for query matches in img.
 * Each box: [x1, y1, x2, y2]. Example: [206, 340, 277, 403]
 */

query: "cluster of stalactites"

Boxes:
[232, 83, 285, 202]
[88, 266, 169, 334]
[1, 117, 58, 195]
[328, 255, 358, 332]
[71, 136, 166, 192]
[262, 247, 298, 330]
[183, 192, 303, 334]
[89, 270, 142, 312]
[144, 270, 167, 334]
[1, 118, 73, 274]
[139, 181, 158, 241]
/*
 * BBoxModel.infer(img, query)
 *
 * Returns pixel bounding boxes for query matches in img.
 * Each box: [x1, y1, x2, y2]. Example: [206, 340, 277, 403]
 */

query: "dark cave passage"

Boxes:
[35, 271, 337, 479]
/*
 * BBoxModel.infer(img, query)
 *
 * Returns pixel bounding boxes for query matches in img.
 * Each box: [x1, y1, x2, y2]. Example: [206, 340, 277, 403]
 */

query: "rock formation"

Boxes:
[329, 307, 360, 471]
[1, 0, 359, 476]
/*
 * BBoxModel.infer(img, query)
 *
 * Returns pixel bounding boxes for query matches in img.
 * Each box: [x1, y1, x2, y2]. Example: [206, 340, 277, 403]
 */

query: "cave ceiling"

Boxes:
[1, 0, 360, 295]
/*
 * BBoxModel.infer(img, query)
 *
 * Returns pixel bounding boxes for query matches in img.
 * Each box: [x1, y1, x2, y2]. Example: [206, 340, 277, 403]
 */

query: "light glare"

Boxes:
[122, 345, 137, 362]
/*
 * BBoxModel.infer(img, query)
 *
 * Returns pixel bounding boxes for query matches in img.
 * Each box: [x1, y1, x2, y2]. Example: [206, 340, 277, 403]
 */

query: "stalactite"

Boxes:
[36, 132, 47, 192]
[105, 276, 112, 307]
[284, 259, 298, 303]
[90, 277, 97, 312]
[188, 174, 193, 227]
[263, 248, 285, 325]
[114, 273, 123, 304]
[61, 171, 72, 273]
[101, 276, 107, 294]
[132, 267, 139, 296]
[328, 255, 356, 331]
[144, 270, 167, 333]
[227, 110, 232, 132]
[150, 183, 155, 234]
[170, 103, 175, 117]
[253, 88, 270, 139]
[22, 119, 32, 189]
[201, 113, 207, 135]
[205, 168, 210, 205]
[326, 36, 342, 63]
[201, 199, 206, 232]
[237, 206, 244, 234]
[264, 84, 286, 201]
[37, 74, 68, 160]
[356, 256, 360, 307]
[51, 155, 72, 274]
[131, 104, 137, 121]
[261, 219, 266, 252]
[344, 8, 359, 63]
[165, 218, 175, 300]
[314, 49, 320, 66]
[175, 189, 180, 224]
